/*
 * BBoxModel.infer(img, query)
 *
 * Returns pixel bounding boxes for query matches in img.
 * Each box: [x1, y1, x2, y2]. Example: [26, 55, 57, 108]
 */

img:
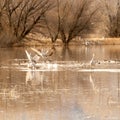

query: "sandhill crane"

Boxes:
[25, 47, 55, 68]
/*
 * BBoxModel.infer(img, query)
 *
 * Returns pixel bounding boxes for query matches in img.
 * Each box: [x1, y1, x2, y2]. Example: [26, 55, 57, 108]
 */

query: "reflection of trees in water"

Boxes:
[23, 45, 120, 64]
[107, 48, 120, 60]
[0, 48, 25, 65]
[97, 45, 120, 60]
[59, 45, 92, 61]
[55, 45, 120, 62]
[61, 46, 72, 60]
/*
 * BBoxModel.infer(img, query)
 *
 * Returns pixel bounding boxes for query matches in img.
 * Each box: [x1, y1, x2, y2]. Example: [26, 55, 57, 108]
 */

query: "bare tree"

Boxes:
[60, 0, 99, 44]
[43, 0, 98, 45]
[0, 0, 6, 31]
[0, 0, 52, 47]
[102, 0, 120, 37]
[42, 0, 60, 43]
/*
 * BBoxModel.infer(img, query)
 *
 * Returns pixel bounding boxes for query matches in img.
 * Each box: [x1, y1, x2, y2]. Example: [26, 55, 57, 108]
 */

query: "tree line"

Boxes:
[0, 0, 120, 47]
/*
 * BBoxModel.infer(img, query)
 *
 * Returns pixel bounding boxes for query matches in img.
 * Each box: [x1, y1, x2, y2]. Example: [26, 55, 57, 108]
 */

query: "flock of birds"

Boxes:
[25, 46, 119, 70]
[25, 46, 96, 70]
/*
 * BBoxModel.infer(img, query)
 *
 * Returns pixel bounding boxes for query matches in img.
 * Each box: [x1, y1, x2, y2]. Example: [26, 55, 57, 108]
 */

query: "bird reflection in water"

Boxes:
[89, 74, 99, 93]
[26, 70, 45, 90]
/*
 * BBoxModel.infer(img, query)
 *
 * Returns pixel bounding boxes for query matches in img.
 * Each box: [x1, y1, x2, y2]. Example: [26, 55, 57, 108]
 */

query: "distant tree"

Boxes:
[0, 0, 6, 31]
[44, 0, 98, 45]
[0, 0, 52, 47]
[42, 0, 60, 43]
[102, 0, 120, 37]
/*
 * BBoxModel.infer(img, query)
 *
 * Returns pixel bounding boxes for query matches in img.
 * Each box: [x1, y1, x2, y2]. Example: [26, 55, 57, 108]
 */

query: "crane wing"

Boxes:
[25, 50, 32, 62]
[31, 48, 44, 58]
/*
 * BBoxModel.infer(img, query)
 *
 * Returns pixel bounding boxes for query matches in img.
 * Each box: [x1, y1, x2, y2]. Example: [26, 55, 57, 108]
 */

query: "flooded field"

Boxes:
[0, 45, 120, 120]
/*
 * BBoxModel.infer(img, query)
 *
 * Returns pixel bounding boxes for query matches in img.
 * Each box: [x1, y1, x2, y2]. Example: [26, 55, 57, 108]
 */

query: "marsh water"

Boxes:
[0, 45, 120, 120]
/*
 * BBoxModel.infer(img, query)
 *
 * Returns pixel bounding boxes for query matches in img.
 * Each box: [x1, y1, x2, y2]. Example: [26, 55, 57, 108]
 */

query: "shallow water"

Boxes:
[0, 45, 120, 120]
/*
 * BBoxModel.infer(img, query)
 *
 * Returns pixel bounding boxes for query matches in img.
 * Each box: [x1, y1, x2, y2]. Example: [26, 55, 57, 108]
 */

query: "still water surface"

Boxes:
[0, 45, 120, 120]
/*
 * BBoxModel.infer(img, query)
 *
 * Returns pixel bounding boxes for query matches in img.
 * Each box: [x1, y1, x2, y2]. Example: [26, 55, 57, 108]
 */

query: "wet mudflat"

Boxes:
[0, 45, 120, 120]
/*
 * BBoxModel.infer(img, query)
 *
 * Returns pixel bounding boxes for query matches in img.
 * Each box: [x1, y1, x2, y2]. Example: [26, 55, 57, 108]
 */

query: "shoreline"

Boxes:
[13, 38, 120, 47]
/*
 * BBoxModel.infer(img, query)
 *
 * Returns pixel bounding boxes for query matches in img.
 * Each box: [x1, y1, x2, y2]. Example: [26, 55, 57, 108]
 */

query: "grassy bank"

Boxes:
[84, 38, 120, 45]
[13, 37, 120, 47]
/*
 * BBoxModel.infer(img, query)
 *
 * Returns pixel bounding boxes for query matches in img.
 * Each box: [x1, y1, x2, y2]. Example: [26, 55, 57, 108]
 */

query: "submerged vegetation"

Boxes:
[0, 0, 120, 47]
